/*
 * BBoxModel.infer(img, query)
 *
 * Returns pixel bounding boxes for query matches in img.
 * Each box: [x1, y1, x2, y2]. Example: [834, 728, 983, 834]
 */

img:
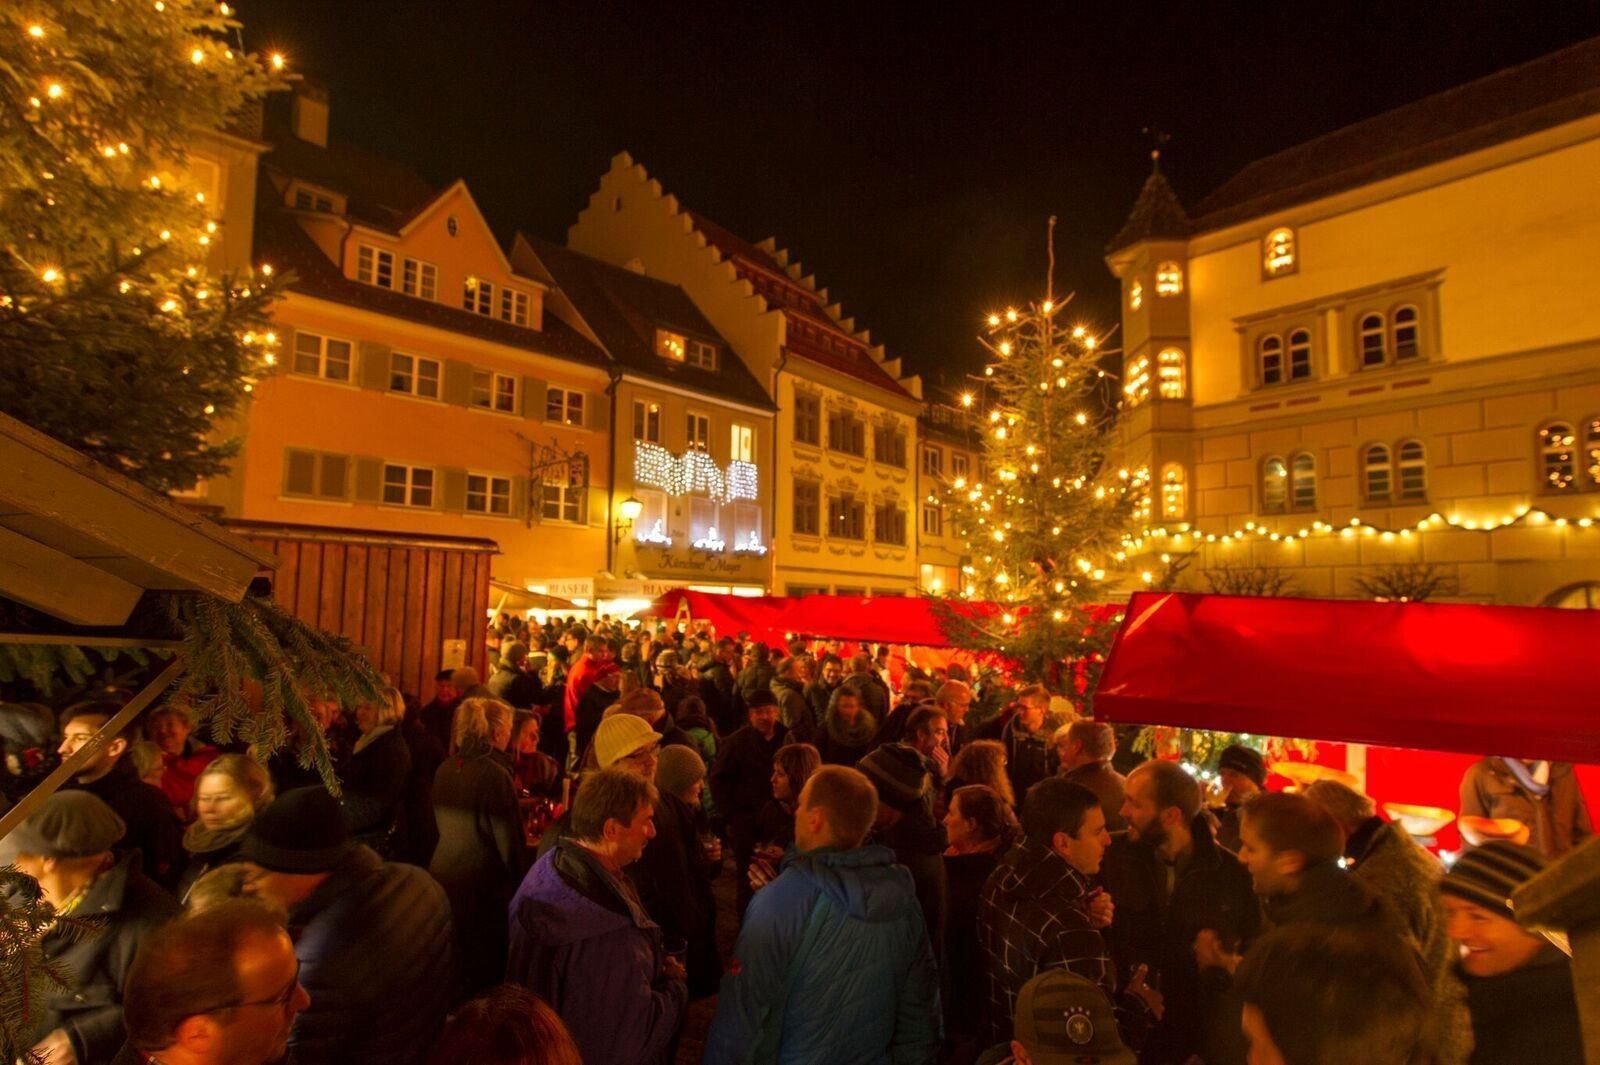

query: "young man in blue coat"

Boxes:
[705, 764, 942, 1064]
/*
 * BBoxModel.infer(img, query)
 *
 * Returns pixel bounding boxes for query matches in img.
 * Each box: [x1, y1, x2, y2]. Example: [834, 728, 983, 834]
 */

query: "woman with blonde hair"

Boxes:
[343, 686, 413, 853]
[432, 696, 529, 994]
[944, 738, 1016, 811]
[177, 753, 274, 901]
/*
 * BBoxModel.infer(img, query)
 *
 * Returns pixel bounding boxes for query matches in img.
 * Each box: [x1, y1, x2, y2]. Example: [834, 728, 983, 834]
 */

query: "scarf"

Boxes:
[1504, 758, 1551, 798]
[183, 816, 252, 856]
[352, 723, 395, 755]
[825, 706, 878, 748]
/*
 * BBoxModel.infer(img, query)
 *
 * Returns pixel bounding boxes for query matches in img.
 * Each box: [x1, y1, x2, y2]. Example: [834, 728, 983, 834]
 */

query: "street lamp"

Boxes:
[614, 496, 643, 545]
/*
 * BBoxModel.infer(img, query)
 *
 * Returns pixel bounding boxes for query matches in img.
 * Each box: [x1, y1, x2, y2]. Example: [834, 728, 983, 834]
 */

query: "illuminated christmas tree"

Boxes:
[937, 222, 1149, 699]
[0, 2, 286, 492]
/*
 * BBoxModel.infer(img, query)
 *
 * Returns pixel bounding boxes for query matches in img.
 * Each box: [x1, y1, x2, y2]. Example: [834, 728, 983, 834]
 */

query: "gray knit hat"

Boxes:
[655, 746, 706, 799]
[1440, 840, 1546, 918]
[857, 743, 931, 810]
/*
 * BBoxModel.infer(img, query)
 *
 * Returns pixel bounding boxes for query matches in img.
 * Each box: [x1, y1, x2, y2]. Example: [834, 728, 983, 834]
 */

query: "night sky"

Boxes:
[245, 1, 1600, 387]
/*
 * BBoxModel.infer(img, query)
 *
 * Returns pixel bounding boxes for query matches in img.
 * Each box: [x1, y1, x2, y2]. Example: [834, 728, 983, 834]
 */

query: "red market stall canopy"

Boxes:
[1096, 591, 1600, 764]
[632, 590, 1004, 649]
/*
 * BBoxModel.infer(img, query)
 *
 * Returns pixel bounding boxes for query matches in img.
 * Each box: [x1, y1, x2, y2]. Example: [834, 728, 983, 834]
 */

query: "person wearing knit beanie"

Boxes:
[593, 714, 661, 773]
[656, 745, 706, 804]
[857, 743, 931, 811]
[1440, 840, 1581, 1062]
[857, 744, 946, 952]
[1214, 744, 1267, 854]
[1218, 744, 1267, 789]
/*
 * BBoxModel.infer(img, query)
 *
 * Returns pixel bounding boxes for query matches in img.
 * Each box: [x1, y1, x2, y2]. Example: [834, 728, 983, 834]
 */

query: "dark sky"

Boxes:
[244, 1, 1600, 387]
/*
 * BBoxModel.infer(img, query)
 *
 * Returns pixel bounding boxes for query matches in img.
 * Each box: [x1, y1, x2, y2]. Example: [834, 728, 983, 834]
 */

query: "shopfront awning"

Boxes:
[1096, 591, 1600, 764]
[632, 590, 1004, 649]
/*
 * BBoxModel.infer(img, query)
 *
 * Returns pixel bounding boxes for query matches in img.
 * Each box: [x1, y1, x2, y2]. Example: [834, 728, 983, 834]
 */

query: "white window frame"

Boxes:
[402, 257, 437, 301]
[1364, 444, 1392, 503]
[500, 287, 530, 327]
[357, 244, 394, 289]
[1397, 441, 1427, 501]
[291, 331, 353, 382]
[1359, 313, 1388, 368]
[952, 454, 970, 480]
[635, 489, 669, 543]
[634, 400, 664, 443]
[466, 472, 513, 516]
[922, 446, 943, 477]
[1287, 329, 1313, 380]
[390, 352, 442, 400]
[686, 412, 711, 451]
[463, 277, 494, 316]
[1290, 453, 1317, 511]
[470, 369, 518, 413]
[284, 449, 350, 501]
[382, 463, 434, 508]
[541, 481, 584, 524]
[1262, 456, 1289, 514]
[730, 423, 754, 462]
[1393, 305, 1420, 361]
[921, 503, 942, 538]
[546, 387, 585, 426]
[729, 501, 762, 551]
[1259, 335, 1283, 387]
[686, 339, 718, 369]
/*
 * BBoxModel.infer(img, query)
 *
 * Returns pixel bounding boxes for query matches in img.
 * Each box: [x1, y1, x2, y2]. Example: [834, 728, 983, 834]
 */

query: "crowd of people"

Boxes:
[0, 611, 1590, 1065]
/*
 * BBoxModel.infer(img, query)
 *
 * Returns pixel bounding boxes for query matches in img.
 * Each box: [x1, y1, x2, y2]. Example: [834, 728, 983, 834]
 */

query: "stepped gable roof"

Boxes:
[1107, 162, 1190, 253]
[261, 123, 438, 232]
[685, 211, 914, 399]
[526, 238, 774, 410]
[1191, 35, 1600, 231]
[253, 207, 607, 367]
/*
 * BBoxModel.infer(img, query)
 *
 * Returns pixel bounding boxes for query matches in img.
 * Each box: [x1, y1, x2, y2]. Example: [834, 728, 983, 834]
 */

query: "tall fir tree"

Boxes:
[938, 223, 1150, 698]
[0, 1, 286, 492]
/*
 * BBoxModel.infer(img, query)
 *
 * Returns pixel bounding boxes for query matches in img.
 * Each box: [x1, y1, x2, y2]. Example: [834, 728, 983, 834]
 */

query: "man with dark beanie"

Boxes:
[1441, 841, 1581, 1064]
[239, 787, 454, 1065]
[1212, 744, 1266, 853]
[858, 743, 947, 954]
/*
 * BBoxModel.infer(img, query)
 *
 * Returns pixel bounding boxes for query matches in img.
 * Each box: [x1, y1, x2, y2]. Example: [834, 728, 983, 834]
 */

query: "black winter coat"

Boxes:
[698, 661, 740, 734]
[1460, 947, 1582, 1065]
[708, 724, 787, 844]
[430, 746, 528, 994]
[66, 758, 182, 890]
[944, 848, 1002, 1046]
[28, 853, 180, 1065]
[1103, 818, 1261, 1065]
[632, 790, 722, 998]
[341, 727, 412, 851]
[875, 797, 947, 956]
[288, 845, 454, 1065]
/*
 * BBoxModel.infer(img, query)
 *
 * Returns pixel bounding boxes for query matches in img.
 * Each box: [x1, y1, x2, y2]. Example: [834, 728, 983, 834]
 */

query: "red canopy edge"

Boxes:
[631, 590, 1003, 649]
[1096, 591, 1600, 764]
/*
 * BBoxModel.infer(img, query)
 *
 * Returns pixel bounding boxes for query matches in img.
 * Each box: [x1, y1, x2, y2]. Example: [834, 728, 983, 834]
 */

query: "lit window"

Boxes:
[1397, 441, 1427, 501]
[794, 394, 821, 445]
[922, 504, 943, 538]
[1291, 453, 1317, 511]
[1364, 444, 1392, 502]
[1587, 417, 1600, 488]
[499, 288, 530, 327]
[401, 258, 437, 300]
[1156, 262, 1183, 297]
[465, 473, 512, 516]
[357, 245, 394, 288]
[1263, 227, 1296, 276]
[291, 331, 352, 382]
[686, 340, 718, 369]
[634, 490, 668, 542]
[389, 353, 441, 399]
[828, 494, 866, 539]
[1262, 456, 1288, 513]
[689, 497, 720, 549]
[1393, 305, 1420, 360]
[633, 400, 662, 443]
[1259, 335, 1283, 386]
[1288, 329, 1312, 380]
[686, 412, 710, 451]
[730, 502, 762, 553]
[1129, 279, 1143, 311]
[873, 503, 907, 546]
[1359, 313, 1387, 367]
[1540, 422, 1576, 492]
[922, 446, 944, 477]
[462, 277, 494, 316]
[1160, 463, 1187, 520]
[655, 329, 687, 362]
[1123, 354, 1151, 405]
[793, 479, 821, 535]
[731, 423, 754, 462]
[470, 370, 517, 413]
[546, 387, 585, 426]
[382, 463, 434, 508]
[1157, 348, 1186, 399]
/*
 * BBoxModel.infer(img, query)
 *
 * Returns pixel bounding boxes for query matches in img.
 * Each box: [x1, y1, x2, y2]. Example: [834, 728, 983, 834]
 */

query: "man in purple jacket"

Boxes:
[507, 768, 688, 1063]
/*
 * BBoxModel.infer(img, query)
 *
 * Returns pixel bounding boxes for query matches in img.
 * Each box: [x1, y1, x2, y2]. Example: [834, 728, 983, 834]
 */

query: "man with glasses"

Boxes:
[115, 899, 309, 1065]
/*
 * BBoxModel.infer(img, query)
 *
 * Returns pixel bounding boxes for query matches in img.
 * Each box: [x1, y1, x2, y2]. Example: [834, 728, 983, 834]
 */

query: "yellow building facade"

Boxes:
[568, 154, 926, 597]
[1109, 41, 1600, 605]
[916, 395, 983, 594]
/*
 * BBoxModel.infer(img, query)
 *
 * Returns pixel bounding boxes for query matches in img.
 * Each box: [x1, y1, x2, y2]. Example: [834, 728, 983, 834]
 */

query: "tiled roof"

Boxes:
[1191, 35, 1600, 231]
[254, 207, 609, 368]
[260, 125, 438, 232]
[686, 211, 914, 400]
[1107, 164, 1190, 253]
[525, 238, 775, 410]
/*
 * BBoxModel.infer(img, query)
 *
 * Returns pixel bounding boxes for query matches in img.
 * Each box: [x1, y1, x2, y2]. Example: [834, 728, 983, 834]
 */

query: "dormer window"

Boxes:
[499, 287, 529, 328]
[1129, 280, 1143, 311]
[462, 276, 494, 316]
[655, 329, 687, 362]
[686, 339, 718, 370]
[1263, 227, 1297, 277]
[290, 182, 340, 213]
[1155, 262, 1183, 297]
[357, 244, 394, 289]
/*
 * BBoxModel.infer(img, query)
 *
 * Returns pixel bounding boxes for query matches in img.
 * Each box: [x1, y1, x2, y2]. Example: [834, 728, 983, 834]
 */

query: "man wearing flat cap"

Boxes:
[4, 790, 181, 1065]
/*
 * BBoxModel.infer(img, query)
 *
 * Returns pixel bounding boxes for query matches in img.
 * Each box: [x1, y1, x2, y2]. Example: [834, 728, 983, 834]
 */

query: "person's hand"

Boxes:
[1193, 929, 1242, 975]
[662, 955, 688, 983]
[748, 856, 779, 891]
[931, 743, 950, 778]
[31, 1028, 77, 1065]
[1124, 964, 1164, 1020]
[1086, 888, 1114, 930]
[703, 837, 723, 865]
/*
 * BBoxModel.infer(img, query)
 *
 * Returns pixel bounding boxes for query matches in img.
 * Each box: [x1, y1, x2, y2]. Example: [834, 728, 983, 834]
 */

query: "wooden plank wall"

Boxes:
[244, 536, 491, 702]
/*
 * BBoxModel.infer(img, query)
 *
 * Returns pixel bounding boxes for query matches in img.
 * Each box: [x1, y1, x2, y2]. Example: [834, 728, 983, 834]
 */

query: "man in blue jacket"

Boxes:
[705, 764, 941, 1064]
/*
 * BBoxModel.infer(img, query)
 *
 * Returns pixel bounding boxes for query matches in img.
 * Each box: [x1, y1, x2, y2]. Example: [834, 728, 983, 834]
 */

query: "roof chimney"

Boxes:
[290, 78, 330, 148]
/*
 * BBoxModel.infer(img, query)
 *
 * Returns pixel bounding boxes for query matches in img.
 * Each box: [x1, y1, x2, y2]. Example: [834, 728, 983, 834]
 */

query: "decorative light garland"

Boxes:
[634, 442, 759, 504]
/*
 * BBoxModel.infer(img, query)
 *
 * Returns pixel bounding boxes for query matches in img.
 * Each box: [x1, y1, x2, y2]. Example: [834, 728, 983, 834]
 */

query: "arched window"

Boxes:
[1264, 227, 1296, 276]
[1158, 348, 1186, 399]
[1288, 329, 1312, 380]
[1543, 582, 1600, 609]
[1584, 416, 1600, 489]
[1262, 456, 1288, 514]
[1161, 463, 1187, 520]
[1129, 279, 1143, 312]
[1540, 422, 1576, 492]
[1397, 441, 1427, 501]
[1123, 354, 1150, 406]
[1364, 444, 1392, 502]
[1359, 313, 1387, 367]
[1259, 335, 1284, 386]
[1393, 305, 1420, 361]
[1156, 262, 1183, 297]
[1291, 453, 1317, 511]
